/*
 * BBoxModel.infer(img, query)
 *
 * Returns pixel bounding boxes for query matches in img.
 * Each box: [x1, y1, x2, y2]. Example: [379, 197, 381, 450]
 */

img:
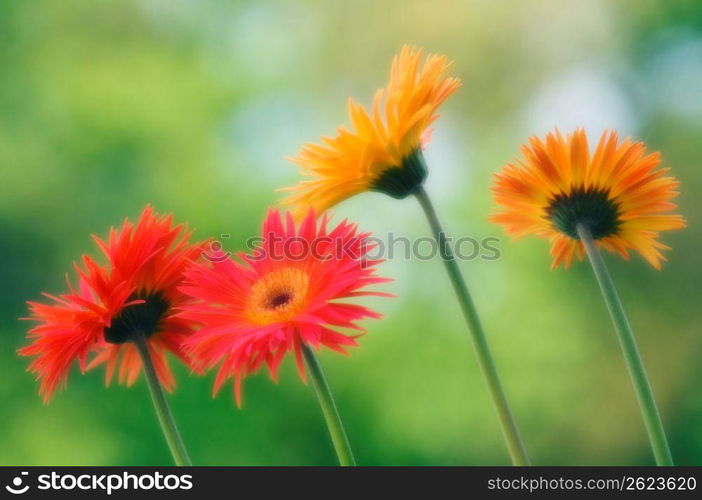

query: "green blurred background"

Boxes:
[1, 0, 700, 465]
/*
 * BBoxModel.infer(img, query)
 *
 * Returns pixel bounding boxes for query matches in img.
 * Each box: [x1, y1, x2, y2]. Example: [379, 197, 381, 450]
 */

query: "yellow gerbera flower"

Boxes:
[281, 45, 531, 464]
[281, 45, 461, 216]
[491, 129, 686, 269]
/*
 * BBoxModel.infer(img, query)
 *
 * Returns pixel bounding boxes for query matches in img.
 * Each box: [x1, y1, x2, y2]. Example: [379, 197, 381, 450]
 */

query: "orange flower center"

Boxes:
[247, 267, 310, 325]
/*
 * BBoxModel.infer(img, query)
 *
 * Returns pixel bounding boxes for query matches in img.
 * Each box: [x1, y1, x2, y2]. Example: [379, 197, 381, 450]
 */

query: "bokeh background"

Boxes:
[1, 0, 700, 466]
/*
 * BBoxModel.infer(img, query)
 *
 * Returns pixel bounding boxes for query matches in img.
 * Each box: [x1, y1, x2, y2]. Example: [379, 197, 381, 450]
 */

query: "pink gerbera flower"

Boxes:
[179, 209, 391, 405]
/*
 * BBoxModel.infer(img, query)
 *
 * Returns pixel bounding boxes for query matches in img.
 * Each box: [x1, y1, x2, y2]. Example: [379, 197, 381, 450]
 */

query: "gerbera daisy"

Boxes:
[492, 128, 685, 466]
[20, 206, 203, 465]
[279, 44, 530, 465]
[179, 209, 390, 465]
[491, 128, 686, 269]
[281, 44, 461, 216]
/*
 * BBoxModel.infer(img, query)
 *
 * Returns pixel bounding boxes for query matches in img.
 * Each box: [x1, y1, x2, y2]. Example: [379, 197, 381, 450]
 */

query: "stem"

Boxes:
[414, 185, 530, 466]
[302, 344, 356, 466]
[133, 334, 192, 466]
[576, 223, 673, 466]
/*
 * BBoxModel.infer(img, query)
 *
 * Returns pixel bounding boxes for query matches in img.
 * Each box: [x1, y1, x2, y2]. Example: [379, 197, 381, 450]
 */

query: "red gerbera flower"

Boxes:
[20, 206, 205, 402]
[179, 209, 391, 405]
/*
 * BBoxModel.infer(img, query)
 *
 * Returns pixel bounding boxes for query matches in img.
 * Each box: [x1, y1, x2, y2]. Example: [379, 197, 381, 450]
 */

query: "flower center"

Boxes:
[267, 292, 292, 308]
[247, 267, 310, 325]
[546, 186, 621, 240]
[104, 291, 170, 344]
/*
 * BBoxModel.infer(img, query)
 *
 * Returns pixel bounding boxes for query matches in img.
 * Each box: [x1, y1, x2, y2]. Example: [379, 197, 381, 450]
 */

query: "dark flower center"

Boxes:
[266, 291, 292, 309]
[371, 149, 428, 199]
[546, 186, 621, 240]
[104, 291, 170, 344]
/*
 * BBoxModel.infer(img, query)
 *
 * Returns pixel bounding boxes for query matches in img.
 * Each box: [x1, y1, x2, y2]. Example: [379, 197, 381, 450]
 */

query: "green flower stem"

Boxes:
[414, 185, 530, 466]
[576, 223, 673, 466]
[302, 344, 356, 466]
[133, 333, 192, 466]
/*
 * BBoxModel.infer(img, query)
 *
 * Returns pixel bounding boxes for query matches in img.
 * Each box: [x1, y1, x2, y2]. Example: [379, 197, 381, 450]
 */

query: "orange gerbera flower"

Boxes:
[20, 206, 204, 402]
[491, 129, 686, 269]
[281, 44, 461, 216]
[178, 209, 390, 405]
